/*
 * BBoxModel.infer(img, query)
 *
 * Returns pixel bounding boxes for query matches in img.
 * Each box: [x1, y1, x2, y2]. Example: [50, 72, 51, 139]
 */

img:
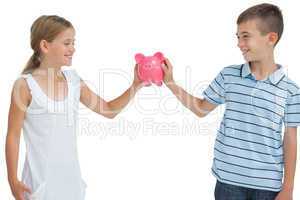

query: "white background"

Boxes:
[1, 0, 299, 199]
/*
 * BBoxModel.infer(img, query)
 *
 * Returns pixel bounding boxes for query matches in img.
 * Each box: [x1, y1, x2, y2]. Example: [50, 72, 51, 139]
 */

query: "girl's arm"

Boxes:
[6, 78, 32, 199]
[80, 65, 143, 119]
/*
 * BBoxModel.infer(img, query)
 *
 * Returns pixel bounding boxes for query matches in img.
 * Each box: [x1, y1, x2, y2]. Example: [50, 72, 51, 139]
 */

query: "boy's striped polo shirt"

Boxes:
[202, 62, 300, 191]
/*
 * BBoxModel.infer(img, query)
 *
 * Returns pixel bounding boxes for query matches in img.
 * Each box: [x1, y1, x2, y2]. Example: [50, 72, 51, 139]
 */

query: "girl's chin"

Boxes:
[63, 62, 72, 66]
[63, 58, 73, 66]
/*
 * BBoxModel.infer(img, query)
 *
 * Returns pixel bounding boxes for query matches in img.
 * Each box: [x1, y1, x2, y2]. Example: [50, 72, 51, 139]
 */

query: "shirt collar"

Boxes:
[240, 62, 285, 85]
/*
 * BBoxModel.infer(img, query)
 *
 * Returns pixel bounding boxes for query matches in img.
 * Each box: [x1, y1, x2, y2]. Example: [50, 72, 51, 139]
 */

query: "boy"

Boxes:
[162, 3, 299, 200]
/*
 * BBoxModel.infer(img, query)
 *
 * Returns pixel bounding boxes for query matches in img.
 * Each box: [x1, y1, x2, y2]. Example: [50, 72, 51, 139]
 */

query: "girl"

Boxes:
[5, 15, 142, 200]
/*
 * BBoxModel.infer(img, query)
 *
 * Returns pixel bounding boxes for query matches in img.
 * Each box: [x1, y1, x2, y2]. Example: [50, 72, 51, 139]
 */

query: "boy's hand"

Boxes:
[161, 58, 175, 86]
[275, 189, 293, 200]
[10, 179, 31, 200]
[132, 64, 143, 91]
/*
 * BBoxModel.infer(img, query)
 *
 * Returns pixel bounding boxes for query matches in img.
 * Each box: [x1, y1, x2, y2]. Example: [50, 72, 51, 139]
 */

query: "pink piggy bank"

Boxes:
[135, 52, 165, 86]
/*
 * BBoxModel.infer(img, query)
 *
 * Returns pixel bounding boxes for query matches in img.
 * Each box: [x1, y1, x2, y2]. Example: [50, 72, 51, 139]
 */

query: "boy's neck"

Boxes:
[249, 58, 277, 81]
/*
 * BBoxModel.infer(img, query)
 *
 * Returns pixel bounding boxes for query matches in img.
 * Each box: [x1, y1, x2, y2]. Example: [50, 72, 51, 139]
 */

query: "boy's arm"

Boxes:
[277, 89, 300, 199]
[80, 65, 143, 119]
[275, 127, 297, 200]
[162, 58, 218, 118]
[282, 127, 297, 192]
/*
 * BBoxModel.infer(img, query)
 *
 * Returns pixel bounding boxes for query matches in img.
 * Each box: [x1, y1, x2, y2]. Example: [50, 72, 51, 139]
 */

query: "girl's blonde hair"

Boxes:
[22, 15, 73, 74]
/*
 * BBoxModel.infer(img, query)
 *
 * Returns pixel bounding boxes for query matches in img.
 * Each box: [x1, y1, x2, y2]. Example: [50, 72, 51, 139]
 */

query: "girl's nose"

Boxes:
[70, 46, 75, 54]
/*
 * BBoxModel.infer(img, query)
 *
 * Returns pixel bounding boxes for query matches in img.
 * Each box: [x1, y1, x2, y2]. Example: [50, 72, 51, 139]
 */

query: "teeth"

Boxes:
[242, 50, 249, 55]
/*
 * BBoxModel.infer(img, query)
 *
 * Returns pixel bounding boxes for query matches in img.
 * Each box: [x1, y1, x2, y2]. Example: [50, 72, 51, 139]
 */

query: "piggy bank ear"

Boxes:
[135, 53, 145, 63]
[154, 52, 164, 62]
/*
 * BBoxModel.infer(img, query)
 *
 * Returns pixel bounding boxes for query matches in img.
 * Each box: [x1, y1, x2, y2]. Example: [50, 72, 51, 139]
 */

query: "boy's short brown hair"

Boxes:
[237, 3, 284, 45]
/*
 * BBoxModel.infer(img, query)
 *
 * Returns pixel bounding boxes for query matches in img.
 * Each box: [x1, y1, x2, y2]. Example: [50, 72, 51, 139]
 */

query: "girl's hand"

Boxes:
[10, 179, 31, 200]
[132, 64, 143, 90]
[161, 58, 175, 85]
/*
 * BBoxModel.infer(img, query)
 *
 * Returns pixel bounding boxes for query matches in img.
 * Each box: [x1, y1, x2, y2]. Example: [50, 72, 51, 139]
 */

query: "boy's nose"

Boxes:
[237, 38, 248, 48]
[237, 41, 244, 50]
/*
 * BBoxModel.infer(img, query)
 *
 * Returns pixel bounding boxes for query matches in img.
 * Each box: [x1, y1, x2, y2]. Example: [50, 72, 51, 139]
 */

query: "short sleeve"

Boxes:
[202, 69, 226, 105]
[284, 89, 300, 127]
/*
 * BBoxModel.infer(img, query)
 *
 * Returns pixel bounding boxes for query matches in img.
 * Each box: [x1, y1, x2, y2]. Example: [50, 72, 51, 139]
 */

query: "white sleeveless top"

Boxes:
[20, 67, 86, 200]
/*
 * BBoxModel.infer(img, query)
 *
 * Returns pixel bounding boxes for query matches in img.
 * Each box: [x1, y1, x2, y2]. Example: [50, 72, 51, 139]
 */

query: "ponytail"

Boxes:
[22, 52, 41, 74]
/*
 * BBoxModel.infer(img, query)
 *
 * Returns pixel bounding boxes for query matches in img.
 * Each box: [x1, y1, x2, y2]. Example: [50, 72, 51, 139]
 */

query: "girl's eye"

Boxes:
[64, 42, 75, 46]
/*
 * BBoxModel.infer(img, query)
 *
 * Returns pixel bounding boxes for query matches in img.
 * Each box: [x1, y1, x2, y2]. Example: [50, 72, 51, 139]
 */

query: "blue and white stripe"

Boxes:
[203, 63, 300, 191]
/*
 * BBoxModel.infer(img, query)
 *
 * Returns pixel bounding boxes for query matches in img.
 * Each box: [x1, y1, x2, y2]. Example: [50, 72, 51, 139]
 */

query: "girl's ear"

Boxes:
[39, 39, 50, 54]
[154, 52, 164, 62]
[135, 53, 145, 63]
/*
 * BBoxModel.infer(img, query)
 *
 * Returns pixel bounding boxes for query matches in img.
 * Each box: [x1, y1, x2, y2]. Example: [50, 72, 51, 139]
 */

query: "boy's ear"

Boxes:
[268, 32, 278, 46]
[40, 39, 50, 54]
[135, 53, 145, 63]
[154, 52, 164, 62]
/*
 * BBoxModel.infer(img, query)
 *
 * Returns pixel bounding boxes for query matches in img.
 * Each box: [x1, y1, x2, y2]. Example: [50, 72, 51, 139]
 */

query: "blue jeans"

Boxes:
[214, 181, 279, 200]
